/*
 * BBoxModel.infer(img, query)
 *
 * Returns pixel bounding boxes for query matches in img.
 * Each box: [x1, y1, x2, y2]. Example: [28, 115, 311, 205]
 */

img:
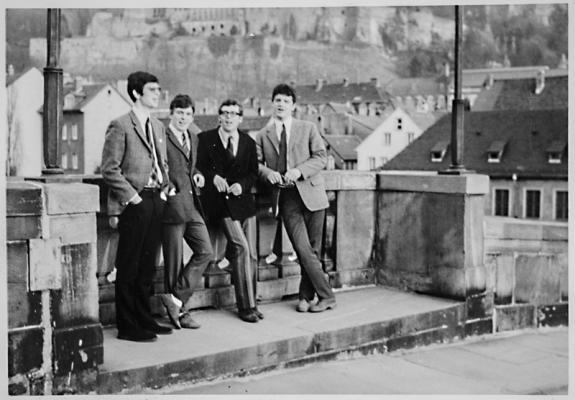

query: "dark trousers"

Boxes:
[215, 217, 257, 313]
[280, 188, 334, 302]
[162, 219, 213, 308]
[115, 189, 165, 335]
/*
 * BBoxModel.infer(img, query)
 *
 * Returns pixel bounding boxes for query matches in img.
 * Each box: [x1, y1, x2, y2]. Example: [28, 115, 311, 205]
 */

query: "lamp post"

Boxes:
[440, 5, 472, 175]
[42, 8, 64, 174]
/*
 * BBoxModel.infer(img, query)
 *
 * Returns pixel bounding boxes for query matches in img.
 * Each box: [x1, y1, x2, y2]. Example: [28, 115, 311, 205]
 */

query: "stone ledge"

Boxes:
[377, 171, 489, 195]
[42, 183, 100, 215]
[322, 170, 377, 191]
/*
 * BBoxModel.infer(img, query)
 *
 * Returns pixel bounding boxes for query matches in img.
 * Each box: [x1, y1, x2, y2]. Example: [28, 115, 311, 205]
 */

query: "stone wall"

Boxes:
[7, 180, 102, 395]
[484, 216, 568, 331]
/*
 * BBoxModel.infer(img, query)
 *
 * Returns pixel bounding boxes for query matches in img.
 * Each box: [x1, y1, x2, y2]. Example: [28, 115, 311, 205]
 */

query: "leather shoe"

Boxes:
[309, 298, 336, 313]
[117, 330, 157, 342]
[252, 308, 264, 320]
[160, 294, 181, 329]
[180, 312, 201, 329]
[296, 299, 313, 313]
[239, 311, 259, 323]
[145, 323, 173, 335]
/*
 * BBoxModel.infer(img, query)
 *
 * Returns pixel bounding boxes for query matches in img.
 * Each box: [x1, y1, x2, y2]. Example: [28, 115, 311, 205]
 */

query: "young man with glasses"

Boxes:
[160, 94, 214, 329]
[197, 99, 262, 323]
[101, 71, 173, 342]
[256, 83, 336, 313]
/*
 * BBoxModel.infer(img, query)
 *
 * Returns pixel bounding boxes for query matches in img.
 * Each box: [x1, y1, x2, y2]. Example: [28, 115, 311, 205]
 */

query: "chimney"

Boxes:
[342, 77, 349, 87]
[535, 69, 545, 95]
[558, 53, 568, 69]
[346, 114, 353, 135]
[7, 64, 14, 76]
[370, 77, 380, 87]
[444, 62, 450, 77]
[74, 76, 84, 93]
[315, 78, 324, 91]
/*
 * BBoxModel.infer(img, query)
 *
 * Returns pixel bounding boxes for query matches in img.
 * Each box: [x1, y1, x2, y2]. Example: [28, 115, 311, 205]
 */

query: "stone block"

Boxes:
[7, 216, 42, 240]
[331, 268, 375, 288]
[29, 237, 62, 291]
[257, 264, 279, 281]
[464, 318, 493, 337]
[256, 276, 300, 301]
[204, 269, 231, 288]
[430, 266, 466, 299]
[465, 265, 486, 295]
[6, 181, 43, 216]
[99, 301, 116, 327]
[494, 304, 536, 332]
[385, 326, 458, 353]
[377, 172, 489, 195]
[279, 262, 301, 277]
[8, 283, 42, 328]
[43, 183, 99, 215]
[466, 291, 493, 319]
[494, 254, 515, 305]
[484, 254, 496, 293]
[53, 243, 99, 326]
[515, 254, 561, 305]
[336, 190, 375, 271]
[7, 241, 28, 284]
[538, 303, 568, 327]
[52, 323, 104, 376]
[322, 170, 376, 190]
[8, 327, 44, 376]
[47, 214, 97, 245]
[95, 226, 118, 276]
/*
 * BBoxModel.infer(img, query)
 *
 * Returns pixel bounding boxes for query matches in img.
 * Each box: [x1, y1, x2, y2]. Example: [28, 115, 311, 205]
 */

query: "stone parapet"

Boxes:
[7, 181, 103, 395]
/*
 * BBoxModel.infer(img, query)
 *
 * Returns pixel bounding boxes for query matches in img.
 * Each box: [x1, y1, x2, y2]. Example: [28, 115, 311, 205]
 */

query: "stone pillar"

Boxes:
[7, 181, 102, 395]
[376, 172, 492, 336]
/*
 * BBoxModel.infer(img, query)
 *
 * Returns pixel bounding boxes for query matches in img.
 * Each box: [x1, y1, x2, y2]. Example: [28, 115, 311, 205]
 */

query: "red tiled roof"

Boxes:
[383, 109, 568, 179]
[296, 81, 392, 105]
[324, 135, 361, 161]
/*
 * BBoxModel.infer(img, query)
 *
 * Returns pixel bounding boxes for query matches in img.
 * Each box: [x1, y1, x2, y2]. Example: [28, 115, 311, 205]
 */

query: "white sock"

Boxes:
[170, 293, 183, 308]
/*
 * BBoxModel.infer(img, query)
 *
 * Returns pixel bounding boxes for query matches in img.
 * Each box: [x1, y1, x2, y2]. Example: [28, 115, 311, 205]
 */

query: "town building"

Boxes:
[323, 135, 362, 170]
[59, 80, 131, 174]
[383, 109, 568, 222]
[6, 66, 44, 176]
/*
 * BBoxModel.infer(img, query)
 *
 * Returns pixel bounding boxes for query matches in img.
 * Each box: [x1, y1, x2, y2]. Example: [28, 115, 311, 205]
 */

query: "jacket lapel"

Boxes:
[265, 124, 280, 155]
[129, 111, 152, 153]
[167, 126, 190, 159]
[288, 119, 299, 155]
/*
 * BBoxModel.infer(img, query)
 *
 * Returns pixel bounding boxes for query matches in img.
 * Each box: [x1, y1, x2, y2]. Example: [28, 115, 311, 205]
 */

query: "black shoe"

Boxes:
[252, 308, 264, 320]
[144, 323, 173, 335]
[117, 329, 157, 342]
[239, 311, 259, 323]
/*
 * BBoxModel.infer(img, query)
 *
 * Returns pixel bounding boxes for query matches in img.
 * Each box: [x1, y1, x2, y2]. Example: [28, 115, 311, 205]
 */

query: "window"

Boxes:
[525, 189, 541, 219]
[555, 190, 568, 220]
[487, 141, 506, 163]
[61, 153, 68, 169]
[384, 133, 391, 146]
[62, 124, 68, 140]
[71, 124, 78, 140]
[546, 140, 566, 164]
[72, 153, 78, 170]
[493, 189, 510, 216]
[368, 157, 376, 170]
[430, 141, 449, 162]
[396, 118, 402, 130]
[379, 157, 388, 166]
[407, 132, 415, 143]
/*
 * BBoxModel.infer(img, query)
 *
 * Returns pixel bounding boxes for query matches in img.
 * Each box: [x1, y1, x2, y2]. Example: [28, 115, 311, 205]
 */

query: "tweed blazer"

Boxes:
[101, 111, 170, 216]
[256, 118, 329, 212]
[162, 126, 205, 224]
[196, 128, 258, 223]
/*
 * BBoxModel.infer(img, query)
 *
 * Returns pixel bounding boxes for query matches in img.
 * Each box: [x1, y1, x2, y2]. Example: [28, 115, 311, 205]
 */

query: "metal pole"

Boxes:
[440, 5, 471, 175]
[42, 8, 63, 174]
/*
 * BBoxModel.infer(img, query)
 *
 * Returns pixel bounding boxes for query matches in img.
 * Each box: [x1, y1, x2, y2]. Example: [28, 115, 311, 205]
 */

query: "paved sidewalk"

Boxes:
[159, 327, 569, 395]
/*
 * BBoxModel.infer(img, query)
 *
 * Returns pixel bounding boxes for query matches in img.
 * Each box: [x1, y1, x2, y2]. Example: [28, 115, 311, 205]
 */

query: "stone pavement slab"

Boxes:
[160, 328, 568, 395]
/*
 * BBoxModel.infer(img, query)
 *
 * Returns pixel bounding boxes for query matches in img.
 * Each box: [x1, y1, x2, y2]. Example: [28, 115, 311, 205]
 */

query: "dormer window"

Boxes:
[487, 140, 506, 163]
[546, 140, 566, 164]
[396, 118, 403, 130]
[430, 140, 449, 162]
[64, 93, 75, 109]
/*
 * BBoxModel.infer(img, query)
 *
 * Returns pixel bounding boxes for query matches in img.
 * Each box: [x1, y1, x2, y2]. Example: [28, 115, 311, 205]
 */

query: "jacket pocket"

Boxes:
[309, 174, 323, 186]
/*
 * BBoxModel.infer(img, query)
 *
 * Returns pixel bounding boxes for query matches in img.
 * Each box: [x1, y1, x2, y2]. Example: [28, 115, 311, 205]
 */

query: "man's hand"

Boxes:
[284, 168, 302, 184]
[228, 183, 242, 196]
[168, 187, 177, 196]
[213, 175, 229, 193]
[193, 174, 205, 188]
[130, 194, 143, 205]
[266, 170, 283, 185]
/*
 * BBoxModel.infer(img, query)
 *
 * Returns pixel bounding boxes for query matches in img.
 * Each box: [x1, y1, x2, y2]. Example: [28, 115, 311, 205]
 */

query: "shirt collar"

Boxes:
[218, 127, 238, 145]
[274, 116, 293, 139]
[132, 106, 150, 128]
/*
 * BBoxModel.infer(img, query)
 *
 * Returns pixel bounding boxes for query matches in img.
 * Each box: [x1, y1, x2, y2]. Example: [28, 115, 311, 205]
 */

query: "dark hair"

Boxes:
[271, 83, 296, 104]
[126, 71, 159, 102]
[218, 99, 243, 116]
[169, 94, 195, 114]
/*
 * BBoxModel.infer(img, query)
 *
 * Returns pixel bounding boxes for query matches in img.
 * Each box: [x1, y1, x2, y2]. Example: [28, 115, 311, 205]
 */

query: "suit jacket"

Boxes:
[101, 111, 170, 216]
[162, 126, 205, 224]
[196, 128, 258, 223]
[256, 118, 329, 212]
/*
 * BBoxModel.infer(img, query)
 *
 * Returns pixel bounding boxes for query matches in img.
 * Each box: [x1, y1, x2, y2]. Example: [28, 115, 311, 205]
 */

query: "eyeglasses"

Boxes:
[219, 111, 241, 117]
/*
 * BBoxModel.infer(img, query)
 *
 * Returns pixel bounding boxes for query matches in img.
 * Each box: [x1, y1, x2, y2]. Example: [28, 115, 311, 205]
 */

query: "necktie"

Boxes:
[278, 123, 287, 174]
[227, 136, 235, 159]
[181, 131, 190, 156]
[146, 118, 163, 186]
